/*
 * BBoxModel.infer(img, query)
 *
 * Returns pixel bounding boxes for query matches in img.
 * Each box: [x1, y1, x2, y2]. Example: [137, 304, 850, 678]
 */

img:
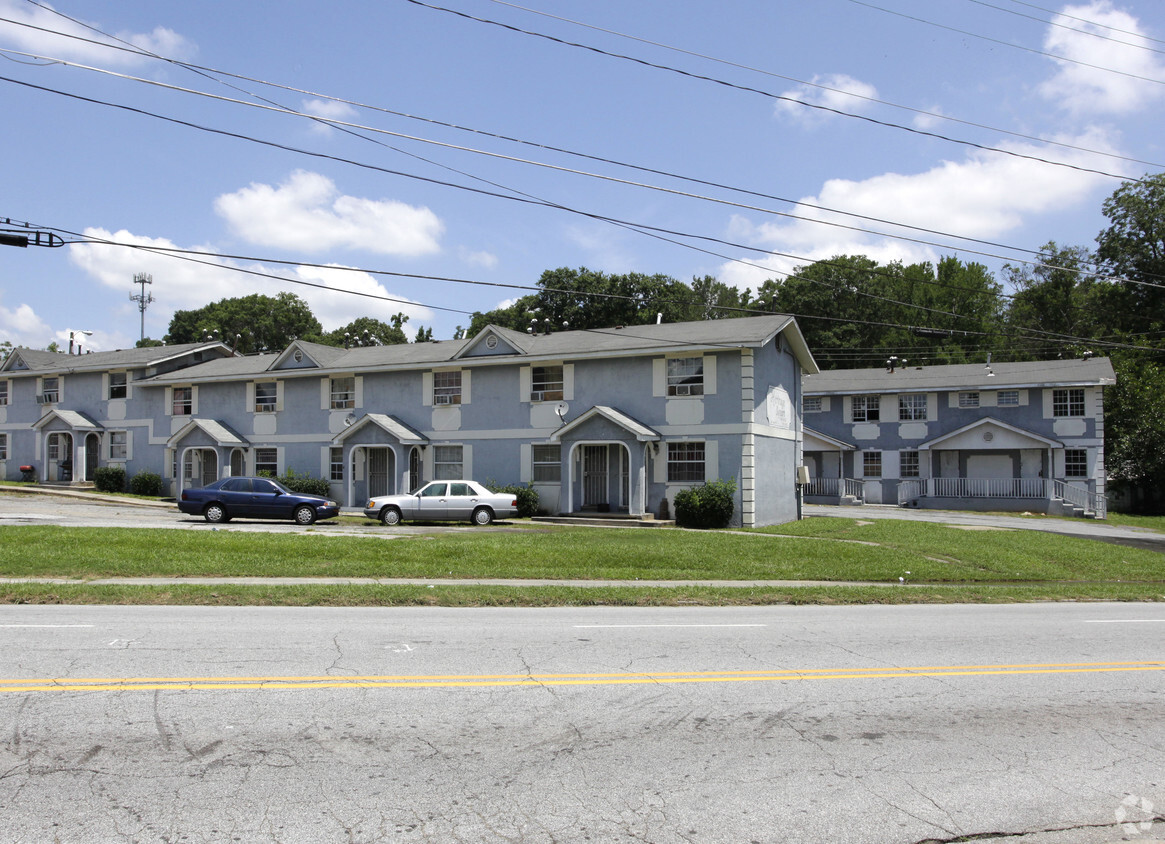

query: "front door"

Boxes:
[47, 432, 73, 482]
[368, 448, 392, 498]
[583, 446, 608, 508]
[85, 434, 99, 481]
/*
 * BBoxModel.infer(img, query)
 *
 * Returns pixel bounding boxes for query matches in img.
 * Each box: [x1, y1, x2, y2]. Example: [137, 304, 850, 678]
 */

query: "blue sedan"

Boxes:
[178, 477, 340, 525]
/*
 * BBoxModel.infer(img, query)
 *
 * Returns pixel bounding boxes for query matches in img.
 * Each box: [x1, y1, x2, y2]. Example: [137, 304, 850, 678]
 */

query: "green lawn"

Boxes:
[0, 519, 1162, 606]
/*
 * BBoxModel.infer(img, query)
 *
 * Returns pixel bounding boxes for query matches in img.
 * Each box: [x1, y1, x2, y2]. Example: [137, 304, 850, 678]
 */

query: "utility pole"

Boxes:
[129, 273, 155, 342]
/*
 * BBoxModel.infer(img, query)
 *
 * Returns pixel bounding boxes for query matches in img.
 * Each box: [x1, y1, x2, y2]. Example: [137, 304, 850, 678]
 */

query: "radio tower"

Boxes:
[129, 273, 155, 342]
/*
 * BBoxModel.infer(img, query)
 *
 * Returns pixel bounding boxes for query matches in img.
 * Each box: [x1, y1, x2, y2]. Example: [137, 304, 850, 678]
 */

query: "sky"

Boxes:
[0, 0, 1162, 353]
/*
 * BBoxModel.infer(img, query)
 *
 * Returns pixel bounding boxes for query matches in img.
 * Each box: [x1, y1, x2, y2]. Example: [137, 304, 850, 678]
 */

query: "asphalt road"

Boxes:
[0, 603, 1162, 843]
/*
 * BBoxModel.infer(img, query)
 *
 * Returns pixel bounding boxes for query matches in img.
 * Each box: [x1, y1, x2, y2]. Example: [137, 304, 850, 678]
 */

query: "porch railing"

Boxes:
[896, 477, 1106, 517]
[1051, 479, 1107, 519]
[805, 478, 864, 501]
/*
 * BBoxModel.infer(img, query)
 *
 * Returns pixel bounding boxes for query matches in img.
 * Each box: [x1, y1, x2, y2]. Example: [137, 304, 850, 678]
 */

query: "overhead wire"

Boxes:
[961, 0, 1165, 55]
[994, 0, 1165, 46]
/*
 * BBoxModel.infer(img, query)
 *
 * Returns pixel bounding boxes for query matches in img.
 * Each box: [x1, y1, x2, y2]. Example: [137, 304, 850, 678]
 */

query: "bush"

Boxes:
[277, 468, 333, 498]
[130, 471, 163, 497]
[93, 466, 127, 494]
[485, 481, 540, 518]
[673, 478, 737, 529]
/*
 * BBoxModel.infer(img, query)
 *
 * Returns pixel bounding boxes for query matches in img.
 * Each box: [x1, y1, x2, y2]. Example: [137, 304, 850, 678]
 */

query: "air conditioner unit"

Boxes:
[36, 394, 57, 404]
[674, 384, 690, 396]
[256, 404, 276, 413]
[531, 391, 545, 402]
[434, 394, 456, 405]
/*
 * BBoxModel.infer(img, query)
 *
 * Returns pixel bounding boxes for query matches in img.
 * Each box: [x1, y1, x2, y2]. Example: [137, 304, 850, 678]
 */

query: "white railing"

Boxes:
[897, 479, 925, 505]
[1051, 480, 1107, 518]
[805, 478, 864, 501]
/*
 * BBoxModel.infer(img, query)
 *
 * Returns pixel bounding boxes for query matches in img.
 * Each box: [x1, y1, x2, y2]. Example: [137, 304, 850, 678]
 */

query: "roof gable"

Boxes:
[455, 326, 530, 359]
[550, 405, 660, 443]
[332, 413, 428, 445]
[920, 416, 1061, 451]
[269, 340, 347, 371]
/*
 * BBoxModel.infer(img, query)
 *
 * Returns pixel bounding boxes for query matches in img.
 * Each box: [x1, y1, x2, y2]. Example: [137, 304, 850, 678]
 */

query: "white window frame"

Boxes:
[330, 377, 355, 410]
[255, 448, 279, 477]
[863, 451, 883, 478]
[0, 432, 7, 460]
[667, 441, 706, 483]
[802, 396, 822, 413]
[666, 357, 704, 397]
[255, 381, 278, 413]
[898, 394, 927, 421]
[852, 394, 880, 422]
[330, 447, 344, 482]
[532, 444, 561, 483]
[433, 445, 463, 479]
[958, 391, 980, 409]
[900, 450, 920, 478]
[1053, 388, 1085, 418]
[997, 390, 1019, 407]
[531, 366, 564, 402]
[108, 430, 128, 461]
[433, 371, 462, 406]
[1064, 448, 1088, 478]
[172, 386, 193, 415]
[39, 376, 60, 404]
[108, 372, 128, 400]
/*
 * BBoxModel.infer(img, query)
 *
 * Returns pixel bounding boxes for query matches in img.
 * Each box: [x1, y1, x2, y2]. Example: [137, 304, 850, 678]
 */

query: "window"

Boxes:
[255, 448, 278, 477]
[433, 371, 462, 406]
[1065, 449, 1088, 478]
[47, 433, 61, 462]
[109, 431, 127, 460]
[255, 382, 277, 413]
[40, 377, 59, 404]
[898, 394, 927, 421]
[0, 433, 7, 460]
[959, 391, 980, 408]
[434, 445, 463, 479]
[863, 451, 882, 478]
[997, 390, 1019, 407]
[109, 372, 127, 400]
[1053, 388, 1085, 417]
[667, 357, 704, 397]
[330, 377, 355, 410]
[172, 386, 193, 415]
[667, 441, 706, 483]
[900, 451, 920, 478]
[532, 444, 561, 482]
[852, 394, 880, 422]
[802, 396, 822, 413]
[421, 483, 448, 497]
[0, 380, 6, 406]
[330, 447, 344, 482]
[450, 482, 472, 496]
[531, 366, 564, 402]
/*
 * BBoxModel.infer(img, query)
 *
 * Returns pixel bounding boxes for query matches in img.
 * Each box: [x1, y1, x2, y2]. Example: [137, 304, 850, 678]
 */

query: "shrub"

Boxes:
[277, 468, 333, 497]
[485, 481, 540, 518]
[673, 478, 737, 529]
[93, 466, 127, 494]
[130, 471, 163, 497]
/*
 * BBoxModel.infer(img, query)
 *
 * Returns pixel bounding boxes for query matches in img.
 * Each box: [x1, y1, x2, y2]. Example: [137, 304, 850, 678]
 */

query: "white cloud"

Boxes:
[0, 0, 194, 64]
[1038, 1, 1165, 114]
[301, 99, 359, 136]
[775, 74, 879, 125]
[718, 130, 1117, 291]
[215, 171, 444, 257]
[459, 247, 498, 269]
[0, 295, 53, 349]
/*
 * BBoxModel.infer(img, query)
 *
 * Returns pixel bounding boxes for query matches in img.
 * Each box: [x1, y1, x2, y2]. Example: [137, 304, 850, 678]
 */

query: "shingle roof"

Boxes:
[804, 357, 1116, 395]
[1, 342, 232, 374]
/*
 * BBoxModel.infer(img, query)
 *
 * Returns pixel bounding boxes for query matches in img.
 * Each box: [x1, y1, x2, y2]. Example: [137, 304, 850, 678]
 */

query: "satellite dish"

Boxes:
[344, 412, 356, 428]
[554, 402, 569, 420]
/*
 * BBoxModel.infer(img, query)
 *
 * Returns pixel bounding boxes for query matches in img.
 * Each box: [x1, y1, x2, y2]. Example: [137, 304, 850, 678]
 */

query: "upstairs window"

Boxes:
[330, 377, 355, 410]
[531, 366, 564, 402]
[852, 394, 880, 422]
[667, 357, 704, 397]
[959, 392, 980, 408]
[255, 381, 278, 413]
[802, 396, 822, 413]
[39, 377, 59, 404]
[1053, 388, 1085, 417]
[898, 394, 927, 421]
[433, 371, 462, 406]
[109, 372, 127, 400]
[172, 386, 192, 415]
[667, 441, 705, 483]
[0, 380, 7, 406]
[997, 390, 1019, 407]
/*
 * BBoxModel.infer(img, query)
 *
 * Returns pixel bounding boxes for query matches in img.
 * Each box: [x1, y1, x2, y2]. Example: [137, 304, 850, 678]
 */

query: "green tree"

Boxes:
[413, 325, 434, 343]
[1095, 173, 1165, 336]
[166, 293, 323, 354]
[322, 314, 409, 347]
[135, 337, 165, 348]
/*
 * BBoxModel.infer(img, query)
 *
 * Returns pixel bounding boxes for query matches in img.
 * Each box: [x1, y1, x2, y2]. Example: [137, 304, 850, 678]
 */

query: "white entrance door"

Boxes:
[582, 446, 608, 508]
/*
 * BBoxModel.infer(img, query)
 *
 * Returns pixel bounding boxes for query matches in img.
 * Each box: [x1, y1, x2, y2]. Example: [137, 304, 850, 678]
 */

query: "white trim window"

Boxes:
[802, 396, 822, 413]
[0, 380, 7, 406]
[958, 391, 980, 409]
[667, 357, 704, 397]
[40, 376, 60, 404]
[667, 441, 706, 483]
[330, 447, 344, 482]
[109, 431, 128, 461]
[434, 445, 463, 479]
[433, 371, 462, 406]
[863, 451, 882, 478]
[898, 394, 927, 421]
[531, 366, 564, 402]
[255, 381, 278, 413]
[108, 372, 128, 400]
[997, 390, 1019, 407]
[172, 386, 193, 415]
[1065, 448, 1088, 478]
[330, 377, 355, 410]
[0, 433, 7, 460]
[532, 444, 561, 482]
[852, 394, 880, 422]
[900, 450, 920, 478]
[1053, 388, 1085, 418]
[255, 448, 278, 477]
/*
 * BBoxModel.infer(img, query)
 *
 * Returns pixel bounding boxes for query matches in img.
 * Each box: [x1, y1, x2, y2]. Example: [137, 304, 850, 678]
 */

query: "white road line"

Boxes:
[1084, 619, 1165, 624]
[573, 624, 766, 629]
[0, 624, 95, 628]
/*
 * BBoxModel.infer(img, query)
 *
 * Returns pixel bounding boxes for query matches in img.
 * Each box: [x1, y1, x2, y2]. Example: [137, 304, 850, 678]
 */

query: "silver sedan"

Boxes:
[363, 480, 518, 526]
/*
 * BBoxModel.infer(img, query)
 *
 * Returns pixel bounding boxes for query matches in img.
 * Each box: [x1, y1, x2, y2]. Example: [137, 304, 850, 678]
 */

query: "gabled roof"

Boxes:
[804, 357, 1115, 395]
[550, 405, 661, 443]
[919, 416, 1061, 451]
[31, 408, 103, 431]
[165, 418, 249, 448]
[269, 340, 348, 371]
[331, 413, 428, 445]
[453, 325, 531, 359]
[804, 427, 855, 451]
[1, 342, 234, 375]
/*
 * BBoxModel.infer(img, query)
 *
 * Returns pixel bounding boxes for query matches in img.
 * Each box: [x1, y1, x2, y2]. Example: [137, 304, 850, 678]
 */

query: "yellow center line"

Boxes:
[0, 661, 1162, 693]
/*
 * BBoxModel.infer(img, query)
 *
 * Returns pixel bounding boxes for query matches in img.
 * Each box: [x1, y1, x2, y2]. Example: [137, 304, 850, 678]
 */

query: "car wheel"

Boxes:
[472, 507, 494, 526]
[204, 503, 228, 524]
[293, 505, 317, 526]
[380, 506, 402, 526]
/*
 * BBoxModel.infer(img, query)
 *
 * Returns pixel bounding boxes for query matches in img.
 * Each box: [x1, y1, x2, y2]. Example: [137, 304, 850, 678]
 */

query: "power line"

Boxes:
[961, 0, 1165, 56]
[989, 0, 1165, 46]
